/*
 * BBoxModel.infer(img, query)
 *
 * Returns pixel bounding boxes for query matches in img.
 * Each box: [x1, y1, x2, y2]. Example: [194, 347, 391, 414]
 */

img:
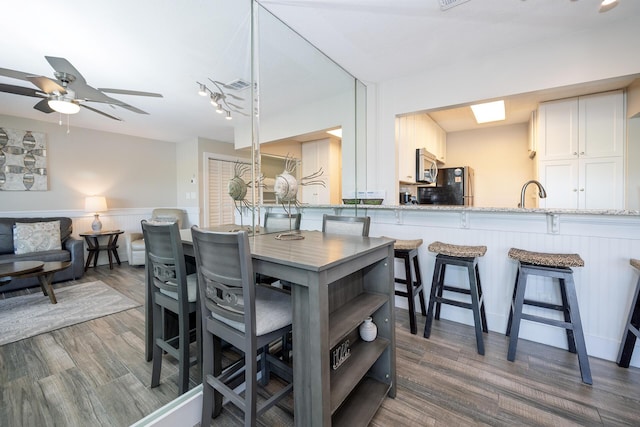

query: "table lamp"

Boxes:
[85, 196, 107, 232]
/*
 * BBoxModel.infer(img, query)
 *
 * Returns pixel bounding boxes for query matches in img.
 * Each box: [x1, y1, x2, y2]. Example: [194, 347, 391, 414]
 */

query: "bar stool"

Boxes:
[423, 241, 488, 355]
[506, 248, 592, 385]
[617, 258, 640, 368]
[391, 238, 427, 335]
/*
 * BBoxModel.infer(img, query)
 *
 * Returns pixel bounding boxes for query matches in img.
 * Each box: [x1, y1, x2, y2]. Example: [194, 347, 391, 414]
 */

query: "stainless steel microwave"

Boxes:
[416, 148, 438, 183]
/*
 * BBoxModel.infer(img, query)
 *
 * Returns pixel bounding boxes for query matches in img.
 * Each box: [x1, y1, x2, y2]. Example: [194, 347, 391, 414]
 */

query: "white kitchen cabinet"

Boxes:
[397, 115, 418, 183]
[301, 137, 341, 204]
[539, 157, 624, 209]
[423, 114, 446, 164]
[537, 90, 625, 209]
[579, 92, 625, 158]
[538, 91, 624, 161]
[397, 113, 446, 184]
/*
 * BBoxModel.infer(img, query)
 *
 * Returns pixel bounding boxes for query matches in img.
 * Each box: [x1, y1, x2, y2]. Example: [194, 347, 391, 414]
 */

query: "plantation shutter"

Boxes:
[208, 158, 244, 226]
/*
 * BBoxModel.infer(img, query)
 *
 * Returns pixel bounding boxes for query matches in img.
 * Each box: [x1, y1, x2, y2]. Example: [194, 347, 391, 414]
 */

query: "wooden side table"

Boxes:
[80, 230, 124, 271]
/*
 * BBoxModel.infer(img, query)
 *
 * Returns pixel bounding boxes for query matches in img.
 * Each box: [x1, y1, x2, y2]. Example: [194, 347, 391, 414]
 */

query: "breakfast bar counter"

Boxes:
[260, 204, 640, 368]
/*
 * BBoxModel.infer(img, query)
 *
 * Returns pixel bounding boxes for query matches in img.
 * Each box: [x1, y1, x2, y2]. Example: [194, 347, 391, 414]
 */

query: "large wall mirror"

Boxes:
[230, 1, 366, 219]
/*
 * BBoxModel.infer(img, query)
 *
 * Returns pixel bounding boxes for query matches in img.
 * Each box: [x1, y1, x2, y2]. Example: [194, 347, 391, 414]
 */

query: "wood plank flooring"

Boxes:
[1, 264, 640, 426]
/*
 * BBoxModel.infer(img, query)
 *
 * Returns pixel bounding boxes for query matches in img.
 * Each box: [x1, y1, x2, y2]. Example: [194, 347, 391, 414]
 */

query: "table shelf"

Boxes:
[329, 291, 387, 349]
[330, 336, 390, 414]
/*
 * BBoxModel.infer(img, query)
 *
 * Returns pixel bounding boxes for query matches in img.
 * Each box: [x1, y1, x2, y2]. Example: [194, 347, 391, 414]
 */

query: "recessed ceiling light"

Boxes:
[470, 100, 505, 124]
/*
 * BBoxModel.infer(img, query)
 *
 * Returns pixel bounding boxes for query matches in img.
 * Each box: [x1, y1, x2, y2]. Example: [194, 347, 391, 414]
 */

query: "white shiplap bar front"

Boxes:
[260, 204, 640, 368]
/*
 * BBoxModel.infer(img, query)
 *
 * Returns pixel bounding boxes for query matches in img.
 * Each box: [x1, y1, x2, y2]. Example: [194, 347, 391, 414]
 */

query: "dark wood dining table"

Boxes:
[145, 225, 396, 426]
[0, 261, 71, 304]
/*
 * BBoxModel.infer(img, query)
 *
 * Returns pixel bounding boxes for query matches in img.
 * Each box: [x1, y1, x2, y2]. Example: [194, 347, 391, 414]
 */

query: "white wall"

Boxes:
[0, 114, 177, 211]
[446, 123, 534, 208]
[371, 16, 640, 205]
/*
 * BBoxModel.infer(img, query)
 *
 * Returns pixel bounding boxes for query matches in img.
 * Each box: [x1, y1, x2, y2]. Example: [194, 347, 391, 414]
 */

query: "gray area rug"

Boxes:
[0, 281, 140, 346]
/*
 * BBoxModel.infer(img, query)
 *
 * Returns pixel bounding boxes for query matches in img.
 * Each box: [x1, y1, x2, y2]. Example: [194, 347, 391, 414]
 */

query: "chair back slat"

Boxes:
[264, 212, 301, 232]
[322, 214, 371, 237]
[191, 227, 255, 332]
[142, 220, 188, 296]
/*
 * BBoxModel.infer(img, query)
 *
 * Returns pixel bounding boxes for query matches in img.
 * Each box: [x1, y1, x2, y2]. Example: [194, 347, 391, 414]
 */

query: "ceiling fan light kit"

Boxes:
[0, 56, 162, 122]
[48, 98, 80, 115]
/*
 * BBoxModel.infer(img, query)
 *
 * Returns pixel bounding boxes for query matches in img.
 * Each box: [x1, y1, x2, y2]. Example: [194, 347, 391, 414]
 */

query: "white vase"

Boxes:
[359, 317, 377, 342]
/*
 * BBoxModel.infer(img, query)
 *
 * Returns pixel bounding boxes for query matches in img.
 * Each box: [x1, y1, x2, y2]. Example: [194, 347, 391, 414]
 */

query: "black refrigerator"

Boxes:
[418, 166, 474, 206]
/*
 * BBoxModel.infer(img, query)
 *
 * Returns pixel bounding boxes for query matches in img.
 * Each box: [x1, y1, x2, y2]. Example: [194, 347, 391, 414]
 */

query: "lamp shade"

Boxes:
[85, 196, 107, 213]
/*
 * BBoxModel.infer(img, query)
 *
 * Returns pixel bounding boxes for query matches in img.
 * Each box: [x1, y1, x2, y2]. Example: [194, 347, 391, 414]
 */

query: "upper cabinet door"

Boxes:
[579, 90, 625, 158]
[397, 115, 417, 183]
[537, 98, 579, 161]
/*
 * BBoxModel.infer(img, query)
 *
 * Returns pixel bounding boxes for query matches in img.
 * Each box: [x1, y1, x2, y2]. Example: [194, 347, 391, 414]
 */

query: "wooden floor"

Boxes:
[1, 263, 640, 426]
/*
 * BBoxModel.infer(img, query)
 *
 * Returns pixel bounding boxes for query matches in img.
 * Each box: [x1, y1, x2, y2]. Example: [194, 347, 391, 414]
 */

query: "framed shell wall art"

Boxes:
[0, 127, 48, 191]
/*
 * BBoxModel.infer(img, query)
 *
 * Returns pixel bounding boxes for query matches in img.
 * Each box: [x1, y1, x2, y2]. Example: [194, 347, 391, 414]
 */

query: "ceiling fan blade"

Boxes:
[98, 88, 163, 98]
[79, 103, 122, 121]
[26, 76, 66, 94]
[0, 83, 45, 98]
[72, 81, 116, 103]
[33, 99, 54, 113]
[0, 67, 35, 81]
[113, 103, 149, 115]
[45, 56, 86, 84]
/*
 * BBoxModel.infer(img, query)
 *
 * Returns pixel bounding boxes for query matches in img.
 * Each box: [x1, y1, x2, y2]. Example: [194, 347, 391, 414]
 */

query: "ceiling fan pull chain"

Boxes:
[66, 114, 71, 134]
[58, 113, 62, 126]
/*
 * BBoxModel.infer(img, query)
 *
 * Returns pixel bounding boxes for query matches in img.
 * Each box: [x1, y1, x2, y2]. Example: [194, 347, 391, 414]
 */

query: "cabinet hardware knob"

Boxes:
[573, 189, 578, 192]
[580, 152, 585, 155]
[573, 152, 578, 155]
[580, 188, 585, 191]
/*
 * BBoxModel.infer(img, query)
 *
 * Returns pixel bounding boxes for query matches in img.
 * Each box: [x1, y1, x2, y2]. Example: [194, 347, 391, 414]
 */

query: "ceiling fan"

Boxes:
[0, 56, 162, 121]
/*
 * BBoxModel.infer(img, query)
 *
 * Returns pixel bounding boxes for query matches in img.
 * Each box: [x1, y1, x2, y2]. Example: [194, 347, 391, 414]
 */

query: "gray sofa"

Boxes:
[0, 217, 84, 292]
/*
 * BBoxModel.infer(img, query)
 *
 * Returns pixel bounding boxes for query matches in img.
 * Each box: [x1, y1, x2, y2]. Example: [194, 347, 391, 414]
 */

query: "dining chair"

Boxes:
[191, 226, 293, 426]
[322, 214, 371, 237]
[264, 212, 302, 232]
[142, 220, 200, 395]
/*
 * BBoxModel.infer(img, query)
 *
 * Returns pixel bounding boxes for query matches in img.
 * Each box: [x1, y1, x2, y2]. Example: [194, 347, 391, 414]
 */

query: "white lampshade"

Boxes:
[85, 196, 107, 213]
[48, 99, 80, 114]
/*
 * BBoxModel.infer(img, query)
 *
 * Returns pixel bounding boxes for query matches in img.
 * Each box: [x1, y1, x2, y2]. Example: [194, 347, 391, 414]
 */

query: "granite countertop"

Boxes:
[269, 203, 640, 216]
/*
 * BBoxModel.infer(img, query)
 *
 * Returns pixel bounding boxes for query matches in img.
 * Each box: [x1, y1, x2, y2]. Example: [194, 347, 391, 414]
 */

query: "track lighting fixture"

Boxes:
[196, 80, 248, 120]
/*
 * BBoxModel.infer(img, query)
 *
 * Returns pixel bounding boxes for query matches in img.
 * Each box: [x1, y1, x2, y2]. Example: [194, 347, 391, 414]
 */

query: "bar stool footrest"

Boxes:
[523, 298, 566, 312]
[435, 296, 473, 310]
[521, 313, 573, 330]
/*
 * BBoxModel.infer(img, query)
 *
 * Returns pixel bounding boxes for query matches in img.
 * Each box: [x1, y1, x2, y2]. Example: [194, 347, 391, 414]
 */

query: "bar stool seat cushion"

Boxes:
[508, 248, 584, 267]
[382, 237, 423, 251]
[428, 241, 486, 258]
[631, 258, 640, 270]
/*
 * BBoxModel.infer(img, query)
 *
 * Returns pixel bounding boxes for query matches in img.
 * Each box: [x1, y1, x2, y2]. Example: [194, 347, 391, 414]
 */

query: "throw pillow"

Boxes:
[14, 220, 62, 255]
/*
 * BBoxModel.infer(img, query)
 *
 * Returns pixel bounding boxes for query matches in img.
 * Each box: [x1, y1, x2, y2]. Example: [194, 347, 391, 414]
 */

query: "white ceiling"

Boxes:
[1, 0, 639, 142]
